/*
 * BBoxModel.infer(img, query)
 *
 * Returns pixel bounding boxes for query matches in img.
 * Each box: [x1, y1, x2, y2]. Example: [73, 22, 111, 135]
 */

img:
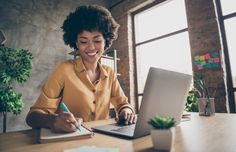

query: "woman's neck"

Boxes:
[82, 59, 97, 72]
[82, 59, 100, 83]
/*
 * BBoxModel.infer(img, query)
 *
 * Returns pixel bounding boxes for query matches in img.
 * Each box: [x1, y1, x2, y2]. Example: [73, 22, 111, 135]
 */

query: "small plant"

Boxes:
[185, 73, 218, 115]
[193, 73, 210, 98]
[185, 73, 211, 113]
[185, 89, 199, 112]
[148, 115, 175, 129]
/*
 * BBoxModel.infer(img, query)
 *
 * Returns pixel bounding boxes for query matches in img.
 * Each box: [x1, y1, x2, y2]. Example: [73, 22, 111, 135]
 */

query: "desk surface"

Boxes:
[0, 113, 236, 152]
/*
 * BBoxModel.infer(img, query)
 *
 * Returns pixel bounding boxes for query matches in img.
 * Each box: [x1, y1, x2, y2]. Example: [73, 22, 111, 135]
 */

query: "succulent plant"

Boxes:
[148, 115, 175, 129]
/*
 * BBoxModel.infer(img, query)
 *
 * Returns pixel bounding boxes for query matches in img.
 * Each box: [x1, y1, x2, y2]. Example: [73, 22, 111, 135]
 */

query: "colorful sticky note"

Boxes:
[195, 61, 201, 65]
[204, 53, 211, 59]
[195, 51, 221, 70]
[201, 61, 206, 65]
[213, 57, 220, 63]
[213, 62, 219, 68]
[205, 63, 211, 68]
[199, 56, 205, 61]
[194, 55, 200, 61]
[212, 52, 219, 58]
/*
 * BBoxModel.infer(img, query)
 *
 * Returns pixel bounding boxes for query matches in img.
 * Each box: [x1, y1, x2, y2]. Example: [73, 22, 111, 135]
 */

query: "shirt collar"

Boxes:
[74, 57, 108, 79]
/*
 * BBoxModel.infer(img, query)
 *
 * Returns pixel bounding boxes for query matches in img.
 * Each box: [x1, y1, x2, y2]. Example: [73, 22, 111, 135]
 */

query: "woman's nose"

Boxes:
[87, 42, 95, 50]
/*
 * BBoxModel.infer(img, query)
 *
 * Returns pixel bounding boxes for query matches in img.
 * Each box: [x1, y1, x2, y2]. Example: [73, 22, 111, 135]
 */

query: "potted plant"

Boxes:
[193, 73, 215, 116]
[0, 46, 33, 132]
[185, 88, 199, 112]
[148, 115, 176, 151]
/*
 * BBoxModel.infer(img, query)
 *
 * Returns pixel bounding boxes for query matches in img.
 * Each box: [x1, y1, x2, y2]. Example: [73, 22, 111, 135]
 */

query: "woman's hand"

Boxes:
[117, 108, 137, 125]
[51, 111, 83, 133]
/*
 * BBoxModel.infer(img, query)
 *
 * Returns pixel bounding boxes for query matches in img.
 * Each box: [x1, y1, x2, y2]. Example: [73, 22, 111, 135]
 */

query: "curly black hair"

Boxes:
[61, 5, 120, 50]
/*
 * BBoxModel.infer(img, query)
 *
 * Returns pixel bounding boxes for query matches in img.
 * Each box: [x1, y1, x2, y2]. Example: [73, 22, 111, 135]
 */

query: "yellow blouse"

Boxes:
[28, 57, 133, 122]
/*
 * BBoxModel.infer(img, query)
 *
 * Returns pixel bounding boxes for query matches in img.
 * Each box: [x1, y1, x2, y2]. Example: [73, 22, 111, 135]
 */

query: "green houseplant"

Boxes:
[185, 73, 208, 112]
[185, 88, 199, 112]
[148, 115, 176, 150]
[0, 46, 33, 132]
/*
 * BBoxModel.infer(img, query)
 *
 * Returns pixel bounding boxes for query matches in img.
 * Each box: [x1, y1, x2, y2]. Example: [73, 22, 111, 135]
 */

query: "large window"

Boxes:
[216, 0, 236, 112]
[132, 0, 192, 111]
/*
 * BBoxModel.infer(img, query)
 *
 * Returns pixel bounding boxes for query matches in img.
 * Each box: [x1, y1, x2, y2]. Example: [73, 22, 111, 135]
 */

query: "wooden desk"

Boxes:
[1, 113, 236, 152]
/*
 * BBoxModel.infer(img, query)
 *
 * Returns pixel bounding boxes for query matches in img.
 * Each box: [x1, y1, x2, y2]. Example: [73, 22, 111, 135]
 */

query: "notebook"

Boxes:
[92, 67, 192, 139]
[39, 125, 93, 143]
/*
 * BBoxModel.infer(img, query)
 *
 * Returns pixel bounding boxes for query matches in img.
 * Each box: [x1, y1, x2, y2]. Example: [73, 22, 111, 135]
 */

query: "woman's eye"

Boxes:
[94, 41, 101, 43]
[80, 41, 88, 44]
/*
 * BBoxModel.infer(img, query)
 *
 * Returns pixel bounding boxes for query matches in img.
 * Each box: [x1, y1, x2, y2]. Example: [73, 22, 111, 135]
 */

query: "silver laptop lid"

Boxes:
[133, 67, 192, 138]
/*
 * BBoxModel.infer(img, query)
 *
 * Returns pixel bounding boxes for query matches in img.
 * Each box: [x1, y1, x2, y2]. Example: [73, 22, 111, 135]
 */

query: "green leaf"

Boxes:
[148, 115, 175, 129]
[0, 46, 32, 116]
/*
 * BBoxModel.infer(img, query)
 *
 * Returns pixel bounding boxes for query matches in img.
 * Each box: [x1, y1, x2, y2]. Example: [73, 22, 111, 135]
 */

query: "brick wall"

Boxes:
[185, 0, 227, 112]
[111, 0, 228, 112]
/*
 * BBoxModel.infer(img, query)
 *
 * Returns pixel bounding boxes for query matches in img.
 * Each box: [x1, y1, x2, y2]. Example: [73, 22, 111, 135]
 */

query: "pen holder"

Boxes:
[198, 98, 215, 116]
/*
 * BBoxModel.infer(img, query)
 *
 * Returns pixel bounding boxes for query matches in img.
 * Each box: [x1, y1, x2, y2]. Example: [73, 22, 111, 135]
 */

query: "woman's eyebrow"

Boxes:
[93, 35, 103, 39]
[78, 34, 103, 40]
[78, 36, 88, 40]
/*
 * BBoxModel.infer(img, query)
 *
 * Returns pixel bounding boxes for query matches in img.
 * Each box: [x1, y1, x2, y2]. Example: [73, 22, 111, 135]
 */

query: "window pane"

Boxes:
[136, 32, 192, 93]
[224, 17, 236, 87]
[134, 0, 187, 43]
[220, 0, 236, 16]
[138, 96, 142, 111]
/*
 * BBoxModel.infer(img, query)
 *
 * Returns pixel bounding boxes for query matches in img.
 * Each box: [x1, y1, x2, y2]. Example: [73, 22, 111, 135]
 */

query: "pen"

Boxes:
[60, 101, 81, 131]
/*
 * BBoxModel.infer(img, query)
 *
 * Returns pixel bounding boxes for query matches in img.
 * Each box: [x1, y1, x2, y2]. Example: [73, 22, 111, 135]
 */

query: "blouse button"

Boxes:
[91, 112, 96, 121]
[92, 89, 96, 93]
[91, 112, 96, 116]
[93, 100, 96, 104]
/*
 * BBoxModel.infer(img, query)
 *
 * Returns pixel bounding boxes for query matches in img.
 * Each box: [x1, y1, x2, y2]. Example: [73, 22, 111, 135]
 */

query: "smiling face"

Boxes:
[76, 31, 105, 64]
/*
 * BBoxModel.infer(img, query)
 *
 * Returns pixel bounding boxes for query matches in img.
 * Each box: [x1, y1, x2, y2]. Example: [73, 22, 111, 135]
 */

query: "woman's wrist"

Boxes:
[48, 113, 58, 130]
[118, 106, 134, 115]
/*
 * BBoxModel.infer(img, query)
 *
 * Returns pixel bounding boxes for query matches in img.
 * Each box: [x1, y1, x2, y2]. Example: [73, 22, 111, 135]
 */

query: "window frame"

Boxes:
[215, 0, 236, 113]
[131, 0, 189, 113]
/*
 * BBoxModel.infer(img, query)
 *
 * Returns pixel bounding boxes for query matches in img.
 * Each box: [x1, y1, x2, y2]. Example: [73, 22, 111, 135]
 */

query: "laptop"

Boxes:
[92, 67, 192, 139]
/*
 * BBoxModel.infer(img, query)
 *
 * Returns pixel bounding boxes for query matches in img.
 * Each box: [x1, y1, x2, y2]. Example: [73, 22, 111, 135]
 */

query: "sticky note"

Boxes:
[201, 61, 206, 65]
[204, 53, 211, 59]
[64, 146, 119, 152]
[205, 63, 211, 68]
[195, 61, 201, 65]
[213, 63, 219, 68]
[194, 55, 200, 61]
[199, 56, 205, 61]
[212, 52, 219, 58]
[213, 57, 220, 63]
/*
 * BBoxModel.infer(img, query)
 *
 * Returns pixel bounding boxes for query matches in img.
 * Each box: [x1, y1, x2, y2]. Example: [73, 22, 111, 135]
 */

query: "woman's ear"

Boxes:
[75, 41, 79, 49]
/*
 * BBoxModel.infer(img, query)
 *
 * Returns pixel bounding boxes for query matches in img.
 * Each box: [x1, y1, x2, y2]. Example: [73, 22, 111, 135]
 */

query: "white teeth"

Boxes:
[87, 52, 97, 56]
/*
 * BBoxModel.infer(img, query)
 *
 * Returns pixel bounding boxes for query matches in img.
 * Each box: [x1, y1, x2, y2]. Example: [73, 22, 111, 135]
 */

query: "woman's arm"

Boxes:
[26, 111, 81, 132]
[109, 69, 136, 124]
[26, 111, 56, 129]
[26, 62, 81, 132]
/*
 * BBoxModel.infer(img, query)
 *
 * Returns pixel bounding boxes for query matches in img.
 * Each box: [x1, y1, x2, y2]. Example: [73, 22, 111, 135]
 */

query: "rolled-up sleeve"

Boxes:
[29, 63, 65, 114]
[110, 71, 134, 114]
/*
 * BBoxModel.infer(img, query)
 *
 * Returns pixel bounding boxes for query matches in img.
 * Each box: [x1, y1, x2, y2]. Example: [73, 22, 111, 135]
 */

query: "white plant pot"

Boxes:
[151, 127, 175, 150]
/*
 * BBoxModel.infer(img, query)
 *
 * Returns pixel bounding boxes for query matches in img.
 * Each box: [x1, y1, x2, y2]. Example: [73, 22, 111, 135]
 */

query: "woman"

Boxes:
[26, 5, 136, 133]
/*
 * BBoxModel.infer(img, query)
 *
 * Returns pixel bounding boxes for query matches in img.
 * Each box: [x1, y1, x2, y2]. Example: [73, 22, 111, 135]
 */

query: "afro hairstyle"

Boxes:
[61, 5, 120, 50]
